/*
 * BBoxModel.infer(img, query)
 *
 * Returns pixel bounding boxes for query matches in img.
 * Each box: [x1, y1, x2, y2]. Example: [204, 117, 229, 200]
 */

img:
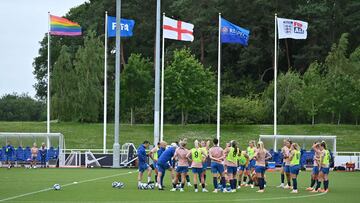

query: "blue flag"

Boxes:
[221, 18, 250, 46]
[107, 16, 135, 37]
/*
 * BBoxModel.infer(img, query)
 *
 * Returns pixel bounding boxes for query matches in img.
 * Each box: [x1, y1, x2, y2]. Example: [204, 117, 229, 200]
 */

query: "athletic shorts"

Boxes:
[246, 160, 256, 170]
[176, 166, 189, 173]
[238, 165, 246, 171]
[282, 162, 286, 167]
[321, 167, 330, 174]
[138, 163, 150, 173]
[290, 165, 300, 175]
[192, 167, 203, 174]
[202, 163, 207, 171]
[156, 163, 170, 173]
[226, 166, 237, 175]
[284, 165, 291, 173]
[32, 156, 37, 161]
[210, 162, 224, 174]
[312, 166, 319, 175]
[255, 165, 266, 175]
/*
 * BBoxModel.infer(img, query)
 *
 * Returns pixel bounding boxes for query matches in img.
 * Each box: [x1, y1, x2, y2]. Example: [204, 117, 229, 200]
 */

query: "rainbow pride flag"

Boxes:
[50, 15, 82, 36]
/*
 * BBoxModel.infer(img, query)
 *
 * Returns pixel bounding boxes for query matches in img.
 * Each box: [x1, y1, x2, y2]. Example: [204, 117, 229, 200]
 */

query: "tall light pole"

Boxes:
[154, 0, 161, 145]
[113, 0, 121, 168]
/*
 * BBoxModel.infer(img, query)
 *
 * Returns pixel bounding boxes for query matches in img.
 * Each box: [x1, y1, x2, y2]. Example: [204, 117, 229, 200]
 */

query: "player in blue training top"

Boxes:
[156, 143, 177, 190]
[5, 141, 15, 168]
[137, 140, 152, 188]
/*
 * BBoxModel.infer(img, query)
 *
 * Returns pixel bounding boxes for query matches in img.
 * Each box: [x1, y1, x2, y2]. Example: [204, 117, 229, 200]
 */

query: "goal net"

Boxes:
[259, 135, 337, 153]
[0, 132, 65, 167]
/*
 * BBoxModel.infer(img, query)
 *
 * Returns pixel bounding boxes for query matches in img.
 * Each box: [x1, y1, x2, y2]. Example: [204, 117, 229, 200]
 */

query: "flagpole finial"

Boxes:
[163, 12, 165, 15]
[219, 12, 221, 15]
[275, 13, 277, 16]
[105, 10, 108, 14]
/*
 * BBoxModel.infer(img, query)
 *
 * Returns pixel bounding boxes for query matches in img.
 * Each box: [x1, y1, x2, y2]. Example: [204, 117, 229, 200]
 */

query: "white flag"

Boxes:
[277, 17, 308, 39]
[163, 16, 194, 42]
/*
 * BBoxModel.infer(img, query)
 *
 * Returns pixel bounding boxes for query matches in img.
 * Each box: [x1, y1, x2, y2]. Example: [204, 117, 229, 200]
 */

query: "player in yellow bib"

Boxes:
[313, 141, 330, 193]
[200, 140, 210, 184]
[237, 150, 249, 189]
[245, 140, 256, 188]
[186, 140, 208, 192]
[289, 143, 301, 194]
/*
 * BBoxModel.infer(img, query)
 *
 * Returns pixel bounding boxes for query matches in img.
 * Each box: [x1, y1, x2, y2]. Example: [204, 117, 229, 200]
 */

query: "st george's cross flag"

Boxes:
[277, 17, 308, 39]
[163, 16, 194, 42]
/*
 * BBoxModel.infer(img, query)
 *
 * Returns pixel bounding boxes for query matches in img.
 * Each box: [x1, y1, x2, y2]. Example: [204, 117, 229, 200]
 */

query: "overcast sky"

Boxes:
[0, 0, 87, 98]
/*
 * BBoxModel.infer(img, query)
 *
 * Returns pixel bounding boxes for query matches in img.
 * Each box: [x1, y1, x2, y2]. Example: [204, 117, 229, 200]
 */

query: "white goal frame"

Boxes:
[259, 135, 337, 153]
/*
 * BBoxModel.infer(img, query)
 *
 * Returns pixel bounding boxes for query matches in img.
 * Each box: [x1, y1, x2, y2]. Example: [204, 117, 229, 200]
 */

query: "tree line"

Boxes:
[27, 0, 360, 125]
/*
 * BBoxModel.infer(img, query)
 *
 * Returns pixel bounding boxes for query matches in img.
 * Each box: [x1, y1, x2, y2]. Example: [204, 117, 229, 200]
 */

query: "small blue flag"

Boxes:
[107, 16, 135, 37]
[221, 18, 250, 46]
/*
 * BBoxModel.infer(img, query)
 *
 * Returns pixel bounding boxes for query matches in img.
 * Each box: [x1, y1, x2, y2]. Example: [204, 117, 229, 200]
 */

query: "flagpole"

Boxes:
[160, 13, 165, 142]
[103, 11, 108, 154]
[113, 0, 121, 168]
[274, 13, 278, 151]
[216, 13, 221, 143]
[47, 11, 51, 134]
[154, 0, 161, 146]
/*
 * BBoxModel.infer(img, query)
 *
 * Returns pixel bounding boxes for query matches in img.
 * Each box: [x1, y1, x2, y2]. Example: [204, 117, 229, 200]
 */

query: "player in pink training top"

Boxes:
[254, 141, 272, 193]
[170, 140, 189, 192]
[187, 140, 208, 193]
[209, 138, 226, 193]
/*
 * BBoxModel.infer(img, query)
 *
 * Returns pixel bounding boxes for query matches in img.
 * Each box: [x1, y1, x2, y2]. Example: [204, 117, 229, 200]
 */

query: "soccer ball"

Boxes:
[53, 184, 61, 190]
[112, 181, 125, 189]
[112, 182, 119, 188]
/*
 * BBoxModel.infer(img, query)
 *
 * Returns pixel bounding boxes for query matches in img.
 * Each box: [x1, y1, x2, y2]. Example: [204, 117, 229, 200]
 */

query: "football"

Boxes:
[53, 184, 61, 190]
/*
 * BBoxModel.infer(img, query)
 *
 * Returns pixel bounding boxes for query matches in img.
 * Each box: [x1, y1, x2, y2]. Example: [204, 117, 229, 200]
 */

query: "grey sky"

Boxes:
[0, 0, 87, 98]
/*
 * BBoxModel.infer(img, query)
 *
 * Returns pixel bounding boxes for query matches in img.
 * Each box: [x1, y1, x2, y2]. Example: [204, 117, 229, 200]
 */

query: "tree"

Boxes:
[301, 61, 326, 125]
[52, 45, 77, 121]
[74, 31, 104, 122]
[122, 54, 153, 125]
[165, 48, 215, 125]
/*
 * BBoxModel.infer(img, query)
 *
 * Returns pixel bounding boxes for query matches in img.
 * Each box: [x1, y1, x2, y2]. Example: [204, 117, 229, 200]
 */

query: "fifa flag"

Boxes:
[163, 16, 194, 42]
[107, 16, 135, 37]
[220, 18, 250, 46]
[277, 18, 308, 39]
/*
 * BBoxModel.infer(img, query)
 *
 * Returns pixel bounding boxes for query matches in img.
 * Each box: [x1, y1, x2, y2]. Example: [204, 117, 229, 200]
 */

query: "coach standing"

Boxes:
[137, 141, 152, 188]
[5, 141, 14, 168]
[40, 143, 47, 168]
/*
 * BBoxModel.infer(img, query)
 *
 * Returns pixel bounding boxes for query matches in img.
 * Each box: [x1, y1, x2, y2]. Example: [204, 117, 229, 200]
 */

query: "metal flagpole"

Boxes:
[47, 11, 51, 134]
[274, 13, 278, 151]
[103, 11, 108, 154]
[113, 0, 121, 168]
[160, 13, 165, 142]
[216, 13, 221, 143]
[154, 0, 161, 145]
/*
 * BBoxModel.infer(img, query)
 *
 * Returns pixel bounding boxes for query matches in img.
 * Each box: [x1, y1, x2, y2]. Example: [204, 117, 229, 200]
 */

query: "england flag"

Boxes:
[277, 17, 308, 39]
[163, 16, 194, 42]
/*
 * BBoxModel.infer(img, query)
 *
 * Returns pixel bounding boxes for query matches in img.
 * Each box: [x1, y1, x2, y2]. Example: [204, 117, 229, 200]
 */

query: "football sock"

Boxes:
[173, 183, 177, 188]
[213, 177, 218, 189]
[181, 183, 185, 188]
[292, 178, 297, 190]
[160, 174, 164, 187]
[259, 178, 264, 190]
[186, 175, 190, 183]
[233, 179, 237, 189]
[221, 177, 226, 189]
[310, 178, 315, 187]
[324, 180, 329, 190]
[287, 181, 291, 186]
[194, 184, 198, 189]
[201, 183, 205, 189]
[238, 180, 241, 186]
[155, 175, 158, 183]
[281, 174, 285, 184]
[316, 181, 322, 190]
[243, 176, 247, 183]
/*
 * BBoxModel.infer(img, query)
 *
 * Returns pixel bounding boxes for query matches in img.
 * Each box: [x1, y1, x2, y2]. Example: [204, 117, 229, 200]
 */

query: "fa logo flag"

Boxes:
[220, 18, 250, 46]
[277, 17, 308, 39]
[107, 16, 135, 37]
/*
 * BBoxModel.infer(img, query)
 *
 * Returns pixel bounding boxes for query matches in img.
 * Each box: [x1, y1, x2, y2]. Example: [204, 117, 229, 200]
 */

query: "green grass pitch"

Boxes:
[1, 168, 359, 202]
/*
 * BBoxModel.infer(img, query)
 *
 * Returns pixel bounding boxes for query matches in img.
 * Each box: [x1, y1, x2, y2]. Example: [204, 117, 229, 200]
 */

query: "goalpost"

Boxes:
[0, 132, 65, 167]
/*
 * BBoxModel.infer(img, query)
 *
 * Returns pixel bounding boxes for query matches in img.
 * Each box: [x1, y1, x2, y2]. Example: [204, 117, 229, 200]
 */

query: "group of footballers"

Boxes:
[136, 138, 330, 194]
